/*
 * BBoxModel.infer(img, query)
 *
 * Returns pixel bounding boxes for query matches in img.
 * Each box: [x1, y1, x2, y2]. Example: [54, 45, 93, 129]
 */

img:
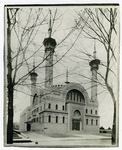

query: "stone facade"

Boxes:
[19, 82, 100, 134]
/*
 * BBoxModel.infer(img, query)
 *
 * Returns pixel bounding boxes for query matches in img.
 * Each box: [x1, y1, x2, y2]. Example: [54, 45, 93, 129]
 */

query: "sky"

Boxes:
[4, 5, 119, 129]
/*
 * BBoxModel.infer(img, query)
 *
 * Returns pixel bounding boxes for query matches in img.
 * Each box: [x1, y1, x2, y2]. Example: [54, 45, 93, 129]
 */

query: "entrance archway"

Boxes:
[72, 110, 82, 131]
[72, 119, 80, 130]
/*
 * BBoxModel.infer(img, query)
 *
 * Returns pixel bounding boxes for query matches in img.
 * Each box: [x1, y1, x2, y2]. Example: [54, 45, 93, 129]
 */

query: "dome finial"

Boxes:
[48, 9, 52, 37]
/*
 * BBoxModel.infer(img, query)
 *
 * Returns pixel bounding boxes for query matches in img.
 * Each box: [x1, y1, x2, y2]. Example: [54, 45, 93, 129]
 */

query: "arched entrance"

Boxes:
[72, 119, 80, 130]
[72, 110, 82, 131]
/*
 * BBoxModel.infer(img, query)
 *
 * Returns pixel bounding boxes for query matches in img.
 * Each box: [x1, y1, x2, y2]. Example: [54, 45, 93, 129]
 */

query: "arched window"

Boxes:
[48, 115, 51, 123]
[91, 109, 92, 114]
[86, 119, 88, 125]
[80, 97, 82, 102]
[96, 120, 98, 125]
[72, 92, 75, 101]
[91, 119, 93, 125]
[48, 103, 51, 109]
[39, 117, 41, 123]
[56, 116, 58, 123]
[77, 93, 78, 101]
[74, 93, 75, 101]
[95, 110, 97, 114]
[66, 89, 85, 103]
[56, 104, 58, 110]
[73, 110, 81, 118]
[42, 115, 44, 123]
[70, 92, 72, 100]
[63, 117, 65, 123]
[86, 109, 88, 113]
[62, 105, 64, 111]
[40, 106, 42, 111]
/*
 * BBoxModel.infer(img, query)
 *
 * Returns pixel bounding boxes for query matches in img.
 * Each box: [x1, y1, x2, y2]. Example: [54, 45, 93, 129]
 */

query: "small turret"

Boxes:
[89, 40, 100, 102]
[43, 10, 57, 88]
[30, 59, 38, 86]
[65, 68, 70, 84]
[30, 59, 38, 106]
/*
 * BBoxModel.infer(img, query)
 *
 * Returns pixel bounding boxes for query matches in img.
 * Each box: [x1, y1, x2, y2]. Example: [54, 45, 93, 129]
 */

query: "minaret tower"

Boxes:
[30, 59, 38, 105]
[65, 68, 70, 84]
[43, 10, 57, 88]
[89, 40, 100, 102]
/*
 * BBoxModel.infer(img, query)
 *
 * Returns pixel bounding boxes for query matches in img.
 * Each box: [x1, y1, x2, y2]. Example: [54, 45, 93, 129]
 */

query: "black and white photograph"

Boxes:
[4, 4, 119, 147]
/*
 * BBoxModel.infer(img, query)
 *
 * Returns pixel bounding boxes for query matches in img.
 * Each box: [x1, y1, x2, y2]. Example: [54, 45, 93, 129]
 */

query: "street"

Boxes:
[12, 131, 112, 147]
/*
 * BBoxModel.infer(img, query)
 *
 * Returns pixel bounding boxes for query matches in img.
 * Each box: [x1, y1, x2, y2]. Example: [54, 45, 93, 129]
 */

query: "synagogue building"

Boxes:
[19, 12, 100, 134]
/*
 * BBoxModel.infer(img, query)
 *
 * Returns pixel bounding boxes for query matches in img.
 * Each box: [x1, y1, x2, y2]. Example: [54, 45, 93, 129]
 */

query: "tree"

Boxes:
[7, 8, 19, 144]
[6, 7, 79, 144]
[6, 6, 118, 145]
[74, 8, 118, 145]
[6, 7, 52, 144]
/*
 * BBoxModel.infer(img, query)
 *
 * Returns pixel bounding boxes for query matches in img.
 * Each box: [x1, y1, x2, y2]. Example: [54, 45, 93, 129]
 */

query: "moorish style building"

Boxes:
[19, 12, 100, 134]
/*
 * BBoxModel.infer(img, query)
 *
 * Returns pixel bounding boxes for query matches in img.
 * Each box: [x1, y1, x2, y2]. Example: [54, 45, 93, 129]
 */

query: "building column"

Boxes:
[67, 103, 72, 131]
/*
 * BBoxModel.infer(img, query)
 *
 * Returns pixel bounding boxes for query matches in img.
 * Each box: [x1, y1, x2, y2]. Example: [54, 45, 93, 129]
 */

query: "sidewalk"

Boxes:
[12, 131, 111, 147]
[22, 131, 111, 141]
[21, 131, 53, 142]
[70, 133, 111, 140]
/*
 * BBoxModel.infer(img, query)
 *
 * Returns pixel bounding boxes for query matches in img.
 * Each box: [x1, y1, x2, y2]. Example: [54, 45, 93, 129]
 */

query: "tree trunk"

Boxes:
[112, 101, 116, 145]
[7, 85, 13, 144]
[105, 82, 117, 145]
[7, 8, 13, 144]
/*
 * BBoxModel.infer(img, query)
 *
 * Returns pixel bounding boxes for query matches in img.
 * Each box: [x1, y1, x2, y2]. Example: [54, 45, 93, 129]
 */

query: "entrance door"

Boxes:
[72, 119, 80, 131]
[27, 124, 31, 131]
